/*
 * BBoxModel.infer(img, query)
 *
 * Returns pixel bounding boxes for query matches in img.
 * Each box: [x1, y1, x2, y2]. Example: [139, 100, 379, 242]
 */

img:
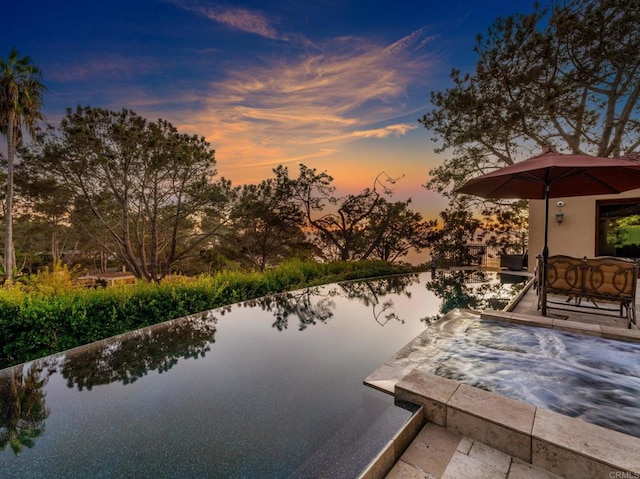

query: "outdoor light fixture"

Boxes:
[556, 200, 565, 224]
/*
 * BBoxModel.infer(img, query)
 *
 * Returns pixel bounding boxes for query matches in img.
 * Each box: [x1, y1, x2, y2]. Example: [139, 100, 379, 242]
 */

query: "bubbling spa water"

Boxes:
[415, 316, 640, 437]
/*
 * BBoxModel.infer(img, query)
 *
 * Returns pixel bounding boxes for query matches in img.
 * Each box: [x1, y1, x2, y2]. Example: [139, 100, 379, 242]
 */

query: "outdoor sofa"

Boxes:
[537, 254, 639, 328]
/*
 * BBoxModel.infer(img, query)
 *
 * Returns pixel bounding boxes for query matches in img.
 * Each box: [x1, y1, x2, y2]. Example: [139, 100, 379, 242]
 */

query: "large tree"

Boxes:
[0, 48, 45, 282]
[288, 164, 430, 262]
[427, 198, 483, 268]
[421, 0, 640, 197]
[15, 156, 74, 269]
[366, 199, 431, 262]
[24, 107, 232, 281]
[222, 166, 313, 270]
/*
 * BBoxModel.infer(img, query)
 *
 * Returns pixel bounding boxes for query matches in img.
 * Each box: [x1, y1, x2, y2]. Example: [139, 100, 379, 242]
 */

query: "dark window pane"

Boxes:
[597, 201, 640, 258]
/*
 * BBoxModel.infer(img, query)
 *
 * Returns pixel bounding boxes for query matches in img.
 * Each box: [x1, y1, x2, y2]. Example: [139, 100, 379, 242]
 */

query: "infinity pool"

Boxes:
[0, 275, 415, 478]
[0, 271, 527, 478]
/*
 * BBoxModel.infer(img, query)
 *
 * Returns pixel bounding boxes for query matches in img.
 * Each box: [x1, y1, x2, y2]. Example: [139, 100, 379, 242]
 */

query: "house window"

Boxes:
[597, 199, 640, 258]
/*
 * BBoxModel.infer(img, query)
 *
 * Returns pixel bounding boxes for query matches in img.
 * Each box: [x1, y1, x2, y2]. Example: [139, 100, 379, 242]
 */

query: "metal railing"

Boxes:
[432, 244, 525, 270]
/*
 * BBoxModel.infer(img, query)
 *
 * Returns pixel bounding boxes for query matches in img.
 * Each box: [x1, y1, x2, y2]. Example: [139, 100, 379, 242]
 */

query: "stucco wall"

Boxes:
[528, 189, 640, 269]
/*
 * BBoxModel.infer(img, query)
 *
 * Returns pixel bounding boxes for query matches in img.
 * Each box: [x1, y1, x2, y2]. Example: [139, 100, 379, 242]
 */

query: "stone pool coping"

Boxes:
[360, 309, 640, 478]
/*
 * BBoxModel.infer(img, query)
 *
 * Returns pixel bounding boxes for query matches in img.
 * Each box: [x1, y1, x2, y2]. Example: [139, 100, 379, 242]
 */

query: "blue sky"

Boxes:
[2, 0, 544, 219]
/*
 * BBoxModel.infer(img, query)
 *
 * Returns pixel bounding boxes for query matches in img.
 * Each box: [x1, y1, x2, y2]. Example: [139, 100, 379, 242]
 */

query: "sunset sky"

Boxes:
[2, 0, 543, 220]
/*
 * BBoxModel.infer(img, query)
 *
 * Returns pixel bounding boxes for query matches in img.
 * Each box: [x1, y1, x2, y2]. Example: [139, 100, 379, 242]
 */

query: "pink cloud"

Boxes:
[180, 28, 436, 169]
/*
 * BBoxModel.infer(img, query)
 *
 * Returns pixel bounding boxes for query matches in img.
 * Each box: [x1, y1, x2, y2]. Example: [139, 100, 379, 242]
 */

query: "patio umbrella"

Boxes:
[456, 147, 640, 315]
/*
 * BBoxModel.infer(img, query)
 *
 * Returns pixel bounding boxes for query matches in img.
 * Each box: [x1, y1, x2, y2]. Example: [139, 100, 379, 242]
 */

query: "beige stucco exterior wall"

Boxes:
[528, 188, 640, 269]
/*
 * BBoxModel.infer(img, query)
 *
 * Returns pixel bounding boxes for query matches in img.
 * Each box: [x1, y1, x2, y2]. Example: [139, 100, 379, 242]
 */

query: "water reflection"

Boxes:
[424, 269, 526, 323]
[0, 362, 49, 455]
[0, 275, 433, 476]
[336, 275, 420, 326]
[242, 287, 336, 331]
[61, 312, 218, 391]
[244, 274, 421, 330]
[0, 312, 218, 455]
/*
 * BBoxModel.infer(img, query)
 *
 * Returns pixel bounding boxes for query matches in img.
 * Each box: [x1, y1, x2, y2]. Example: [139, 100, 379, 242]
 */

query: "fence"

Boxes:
[433, 244, 524, 270]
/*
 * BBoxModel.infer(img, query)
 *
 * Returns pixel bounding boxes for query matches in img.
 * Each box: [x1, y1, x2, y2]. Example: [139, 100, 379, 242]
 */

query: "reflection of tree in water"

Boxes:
[244, 288, 336, 331]
[246, 274, 421, 330]
[336, 274, 420, 326]
[0, 361, 50, 455]
[61, 312, 218, 391]
[424, 270, 526, 323]
[1, 311, 219, 453]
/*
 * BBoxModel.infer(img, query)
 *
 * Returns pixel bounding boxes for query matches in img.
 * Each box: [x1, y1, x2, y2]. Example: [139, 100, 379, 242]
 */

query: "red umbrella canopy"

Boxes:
[456, 150, 640, 199]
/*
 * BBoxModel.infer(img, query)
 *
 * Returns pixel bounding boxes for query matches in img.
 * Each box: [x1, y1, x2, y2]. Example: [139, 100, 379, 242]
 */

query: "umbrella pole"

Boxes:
[541, 185, 550, 316]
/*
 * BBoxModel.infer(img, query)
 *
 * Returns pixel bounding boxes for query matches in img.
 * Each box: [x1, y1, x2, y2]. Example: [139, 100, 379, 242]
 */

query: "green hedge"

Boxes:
[0, 259, 412, 369]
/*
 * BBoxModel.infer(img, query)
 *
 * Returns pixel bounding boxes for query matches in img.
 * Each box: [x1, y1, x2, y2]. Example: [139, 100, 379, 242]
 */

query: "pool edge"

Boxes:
[357, 405, 425, 479]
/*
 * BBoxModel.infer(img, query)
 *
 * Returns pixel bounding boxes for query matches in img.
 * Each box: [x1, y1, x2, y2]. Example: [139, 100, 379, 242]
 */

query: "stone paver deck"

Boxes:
[386, 422, 561, 479]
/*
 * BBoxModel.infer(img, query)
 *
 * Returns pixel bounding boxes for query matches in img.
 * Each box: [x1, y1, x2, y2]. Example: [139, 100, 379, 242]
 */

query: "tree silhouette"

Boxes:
[246, 275, 420, 331]
[222, 167, 314, 270]
[424, 270, 526, 323]
[61, 312, 218, 391]
[422, 0, 640, 201]
[244, 288, 335, 331]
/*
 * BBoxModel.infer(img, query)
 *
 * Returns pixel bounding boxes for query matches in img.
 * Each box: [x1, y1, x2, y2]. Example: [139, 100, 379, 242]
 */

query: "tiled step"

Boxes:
[386, 422, 562, 479]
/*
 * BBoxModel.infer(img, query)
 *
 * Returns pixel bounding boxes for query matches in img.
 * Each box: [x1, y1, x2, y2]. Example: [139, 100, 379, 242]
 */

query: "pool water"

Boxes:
[0, 272, 526, 478]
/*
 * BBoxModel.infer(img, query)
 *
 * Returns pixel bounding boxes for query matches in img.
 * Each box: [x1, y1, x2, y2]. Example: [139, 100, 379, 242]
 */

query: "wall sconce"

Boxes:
[555, 200, 565, 224]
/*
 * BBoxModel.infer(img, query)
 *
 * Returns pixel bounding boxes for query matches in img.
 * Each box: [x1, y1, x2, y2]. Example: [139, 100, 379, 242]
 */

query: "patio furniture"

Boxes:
[73, 276, 108, 288]
[537, 254, 639, 328]
[79, 272, 136, 287]
[457, 147, 640, 316]
[500, 252, 527, 271]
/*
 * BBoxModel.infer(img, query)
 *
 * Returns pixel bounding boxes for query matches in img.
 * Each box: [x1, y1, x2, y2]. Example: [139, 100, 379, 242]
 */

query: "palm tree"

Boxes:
[0, 362, 49, 455]
[0, 48, 45, 282]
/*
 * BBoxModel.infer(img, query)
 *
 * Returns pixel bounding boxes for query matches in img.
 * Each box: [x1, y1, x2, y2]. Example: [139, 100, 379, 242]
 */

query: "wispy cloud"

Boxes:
[352, 124, 418, 139]
[49, 8, 437, 185]
[167, 1, 285, 40]
[174, 27, 435, 178]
